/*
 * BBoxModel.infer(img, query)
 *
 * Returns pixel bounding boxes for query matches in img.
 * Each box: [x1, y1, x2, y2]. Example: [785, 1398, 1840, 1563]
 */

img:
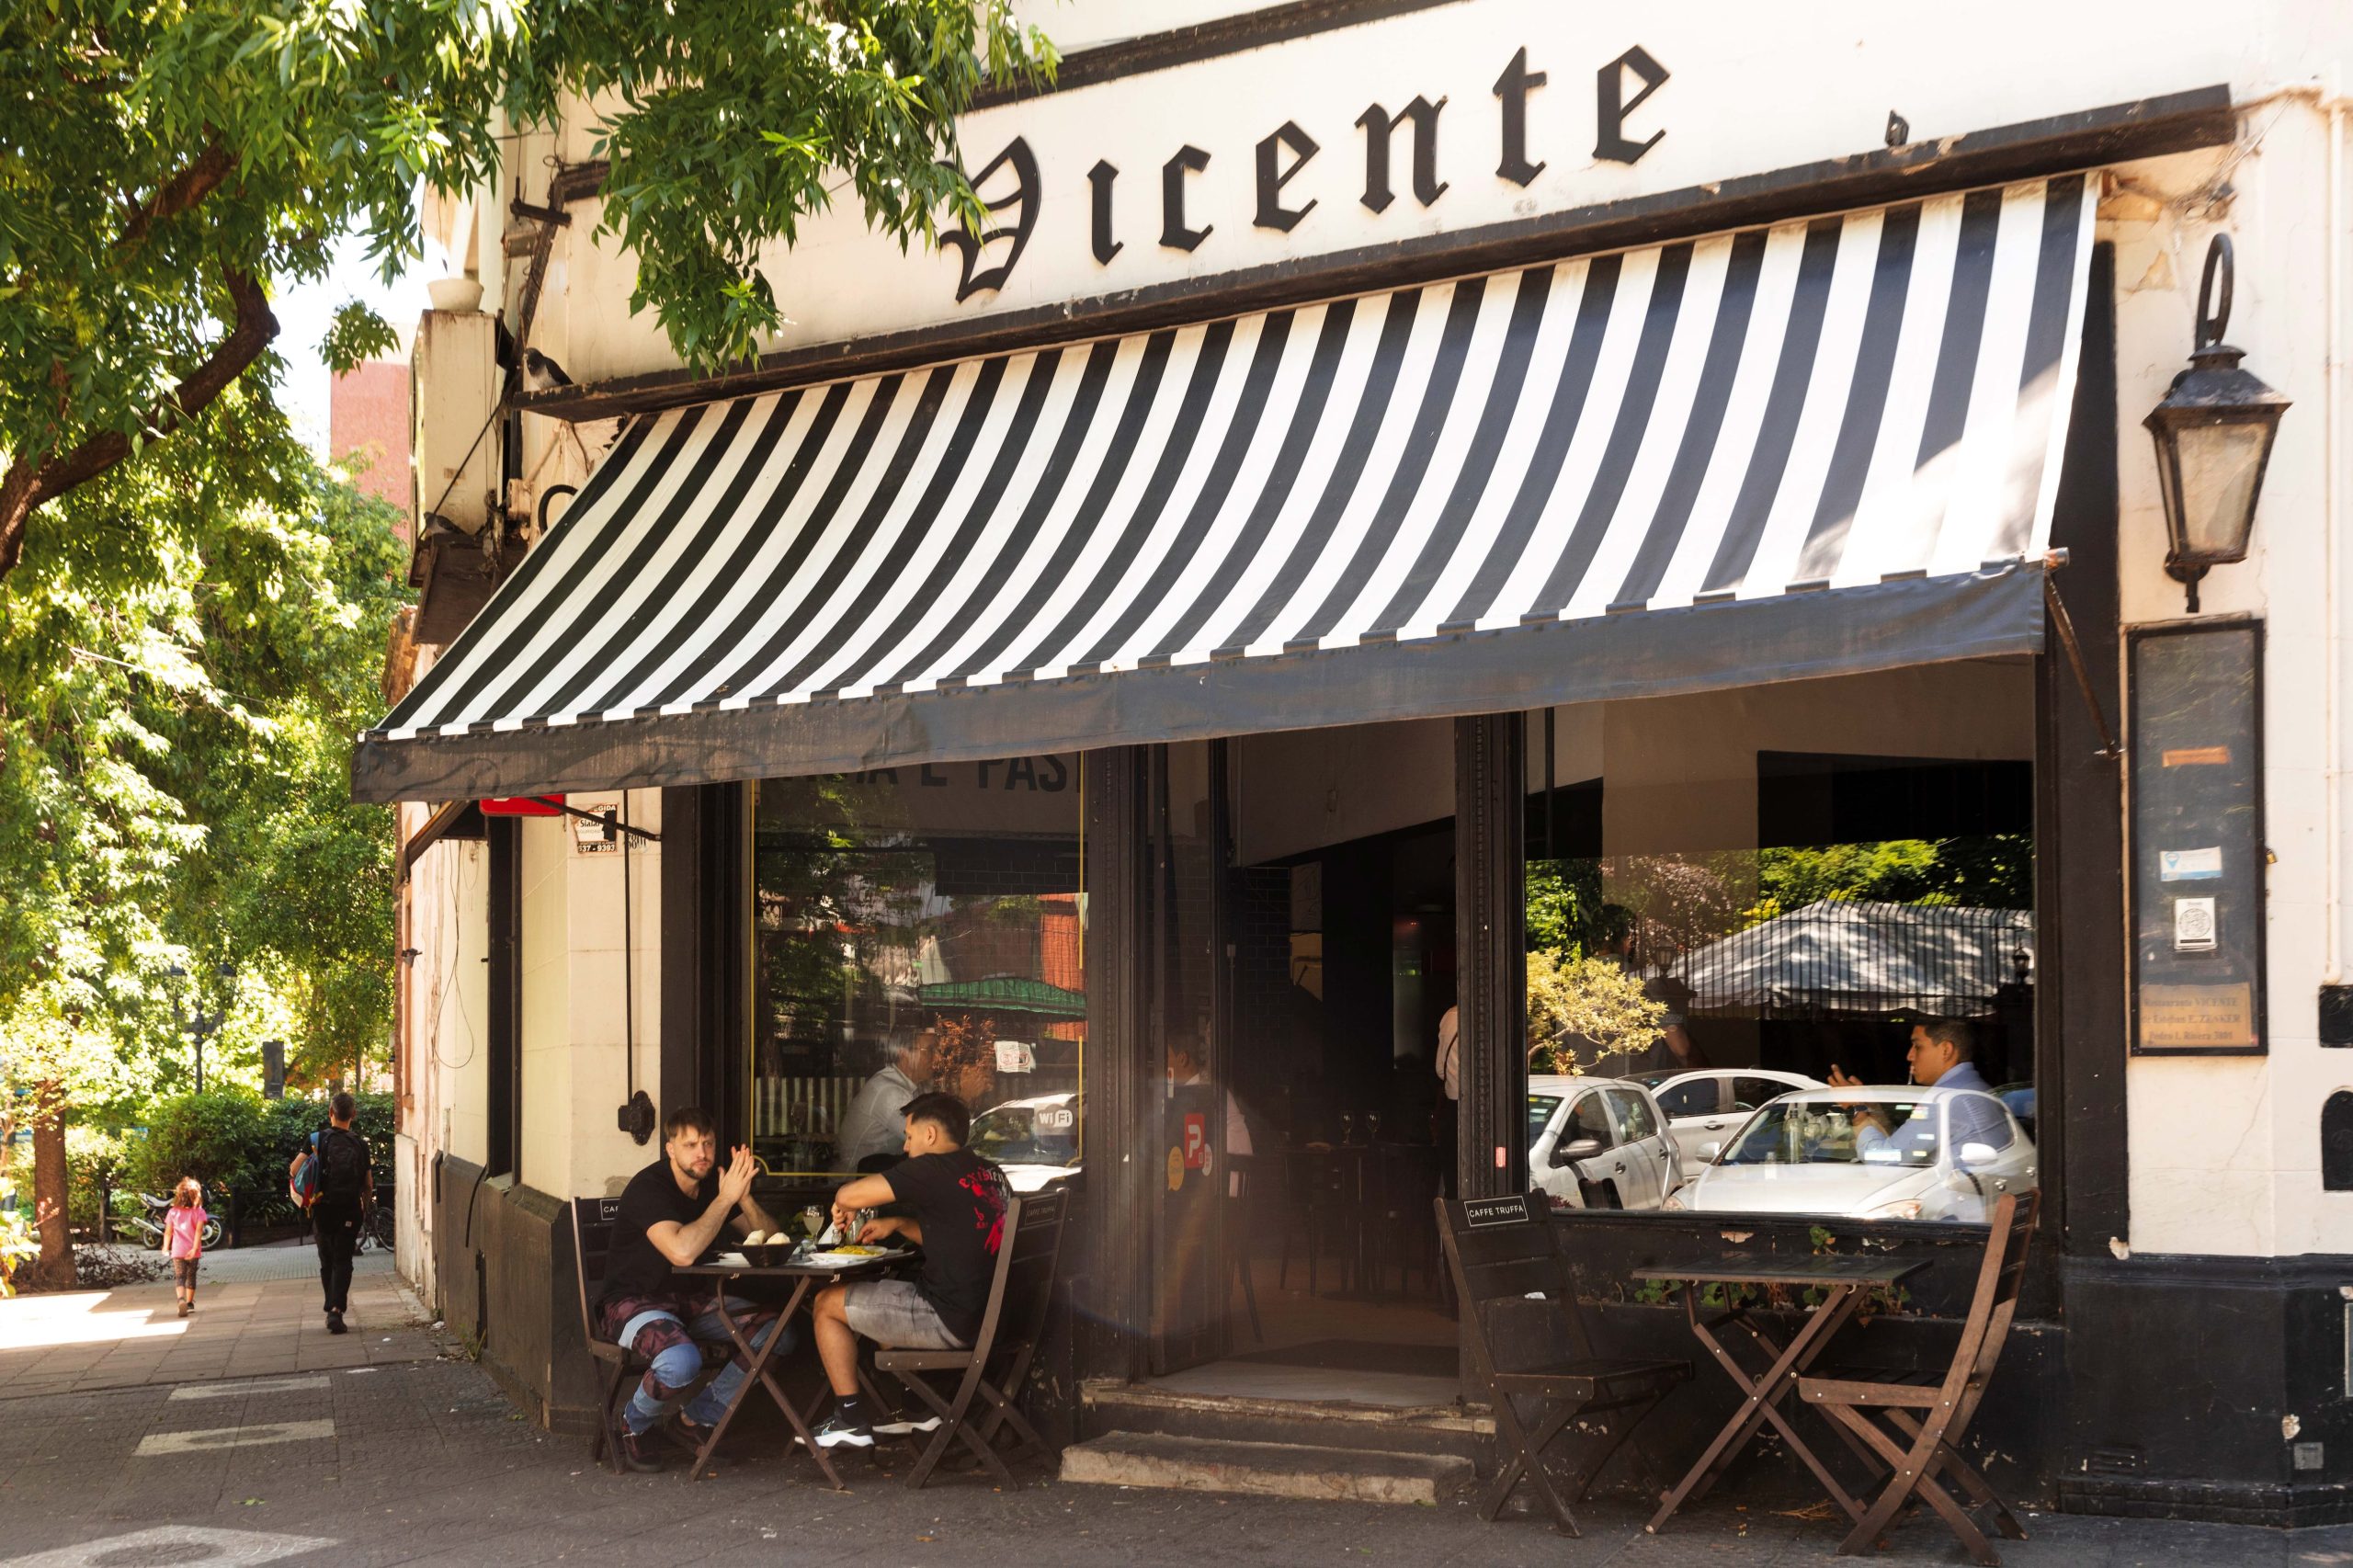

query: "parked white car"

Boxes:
[968, 1092, 1081, 1194]
[1527, 1075, 1681, 1211]
[1636, 1067, 1824, 1184]
[1664, 1085, 2037, 1223]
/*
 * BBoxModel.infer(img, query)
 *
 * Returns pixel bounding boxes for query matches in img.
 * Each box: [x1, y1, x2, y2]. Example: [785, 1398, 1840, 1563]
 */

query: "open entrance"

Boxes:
[1147, 722, 1461, 1408]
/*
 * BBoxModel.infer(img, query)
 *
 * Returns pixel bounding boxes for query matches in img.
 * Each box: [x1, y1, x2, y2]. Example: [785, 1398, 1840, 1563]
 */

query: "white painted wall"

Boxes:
[2104, 110, 2353, 1259]
[507, 791, 667, 1202]
[395, 826, 489, 1301]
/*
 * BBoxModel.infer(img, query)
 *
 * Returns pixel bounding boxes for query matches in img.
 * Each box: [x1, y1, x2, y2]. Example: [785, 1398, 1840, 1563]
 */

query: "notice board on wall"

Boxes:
[2129, 620, 2266, 1055]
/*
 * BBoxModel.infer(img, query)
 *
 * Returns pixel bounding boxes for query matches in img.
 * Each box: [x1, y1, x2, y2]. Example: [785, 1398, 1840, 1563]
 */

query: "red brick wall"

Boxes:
[331, 359, 412, 534]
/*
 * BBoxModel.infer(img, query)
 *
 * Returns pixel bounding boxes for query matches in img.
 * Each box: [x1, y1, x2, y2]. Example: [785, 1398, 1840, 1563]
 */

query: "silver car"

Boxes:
[1637, 1067, 1824, 1185]
[1665, 1085, 2038, 1223]
[1527, 1075, 1680, 1211]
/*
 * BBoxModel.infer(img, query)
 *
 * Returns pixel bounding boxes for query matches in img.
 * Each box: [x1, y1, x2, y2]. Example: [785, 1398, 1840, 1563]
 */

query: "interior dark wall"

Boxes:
[1315, 840, 1392, 1137]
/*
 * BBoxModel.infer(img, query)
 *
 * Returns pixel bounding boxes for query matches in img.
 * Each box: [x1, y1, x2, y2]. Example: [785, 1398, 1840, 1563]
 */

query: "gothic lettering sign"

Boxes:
[601, 0, 2196, 378]
[946, 40, 1666, 301]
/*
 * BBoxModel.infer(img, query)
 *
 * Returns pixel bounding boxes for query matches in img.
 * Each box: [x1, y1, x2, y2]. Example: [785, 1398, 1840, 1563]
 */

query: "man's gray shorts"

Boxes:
[841, 1278, 966, 1350]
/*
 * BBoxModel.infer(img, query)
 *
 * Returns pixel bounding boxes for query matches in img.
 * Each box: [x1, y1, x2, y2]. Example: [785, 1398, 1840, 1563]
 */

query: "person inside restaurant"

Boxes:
[1829, 1017, 2010, 1156]
[805, 1093, 1013, 1449]
[597, 1107, 790, 1472]
[838, 1021, 937, 1171]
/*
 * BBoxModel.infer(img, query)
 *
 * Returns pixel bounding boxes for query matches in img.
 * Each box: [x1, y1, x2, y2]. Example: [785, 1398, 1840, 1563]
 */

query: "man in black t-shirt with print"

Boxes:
[596, 1106, 791, 1472]
[806, 1092, 1009, 1449]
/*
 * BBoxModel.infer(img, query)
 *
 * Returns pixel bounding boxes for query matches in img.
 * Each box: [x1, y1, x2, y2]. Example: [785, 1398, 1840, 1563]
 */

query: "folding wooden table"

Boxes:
[672, 1251, 900, 1486]
[1632, 1253, 1923, 1534]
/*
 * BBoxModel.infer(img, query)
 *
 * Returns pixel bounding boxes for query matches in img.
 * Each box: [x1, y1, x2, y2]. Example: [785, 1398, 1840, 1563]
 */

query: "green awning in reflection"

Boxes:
[919, 975, 1086, 1018]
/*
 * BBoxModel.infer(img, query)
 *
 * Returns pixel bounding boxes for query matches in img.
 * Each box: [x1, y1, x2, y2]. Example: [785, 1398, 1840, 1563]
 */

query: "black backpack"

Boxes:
[317, 1128, 369, 1202]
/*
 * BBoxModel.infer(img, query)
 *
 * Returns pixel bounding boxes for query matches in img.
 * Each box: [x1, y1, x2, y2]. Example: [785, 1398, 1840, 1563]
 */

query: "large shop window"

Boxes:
[749, 756, 1085, 1177]
[1522, 665, 2038, 1224]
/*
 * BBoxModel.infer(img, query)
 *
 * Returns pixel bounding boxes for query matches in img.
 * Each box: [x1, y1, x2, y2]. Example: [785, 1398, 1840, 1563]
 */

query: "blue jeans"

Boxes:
[618, 1298, 792, 1435]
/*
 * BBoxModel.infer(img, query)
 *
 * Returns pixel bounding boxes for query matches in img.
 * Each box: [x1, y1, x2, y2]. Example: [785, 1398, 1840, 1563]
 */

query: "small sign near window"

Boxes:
[1464, 1196, 1529, 1229]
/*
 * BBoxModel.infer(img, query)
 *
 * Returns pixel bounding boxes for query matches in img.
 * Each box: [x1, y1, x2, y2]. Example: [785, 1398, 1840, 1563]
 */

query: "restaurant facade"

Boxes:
[368, 0, 2353, 1526]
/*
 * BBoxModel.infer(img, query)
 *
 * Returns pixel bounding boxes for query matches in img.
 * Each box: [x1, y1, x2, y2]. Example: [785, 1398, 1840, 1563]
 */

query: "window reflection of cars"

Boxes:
[1663, 1086, 2036, 1223]
[1635, 1067, 1824, 1184]
[1527, 1075, 1681, 1212]
[968, 1093, 1082, 1194]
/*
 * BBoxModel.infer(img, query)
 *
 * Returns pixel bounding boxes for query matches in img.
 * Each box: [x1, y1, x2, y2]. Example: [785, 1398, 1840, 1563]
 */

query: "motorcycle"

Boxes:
[120, 1191, 225, 1252]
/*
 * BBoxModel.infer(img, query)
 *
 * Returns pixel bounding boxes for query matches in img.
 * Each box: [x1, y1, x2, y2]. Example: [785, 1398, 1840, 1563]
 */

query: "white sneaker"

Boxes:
[872, 1413, 943, 1437]
[802, 1412, 876, 1449]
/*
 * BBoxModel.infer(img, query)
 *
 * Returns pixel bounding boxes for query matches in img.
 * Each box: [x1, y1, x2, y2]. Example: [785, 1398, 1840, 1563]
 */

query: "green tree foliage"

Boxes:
[133, 1089, 267, 1193]
[0, 394, 404, 1282]
[0, 0, 1056, 583]
[1751, 835, 2033, 922]
[1526, 949, 1665, 1074]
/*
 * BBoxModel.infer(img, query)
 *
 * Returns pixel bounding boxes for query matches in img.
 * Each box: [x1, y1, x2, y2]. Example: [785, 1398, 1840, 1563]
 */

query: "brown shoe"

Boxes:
[618, 1428, 668, 1473]
[177, 1301, 190, 1319]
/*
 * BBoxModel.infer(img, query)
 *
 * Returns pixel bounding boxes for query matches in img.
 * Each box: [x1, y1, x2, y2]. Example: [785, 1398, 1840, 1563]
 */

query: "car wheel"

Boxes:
[1597, 1181, 1623, 1210]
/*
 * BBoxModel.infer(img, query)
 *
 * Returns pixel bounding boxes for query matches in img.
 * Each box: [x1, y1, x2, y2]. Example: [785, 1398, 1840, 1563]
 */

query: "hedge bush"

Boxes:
[131, 1090, 394, 1230]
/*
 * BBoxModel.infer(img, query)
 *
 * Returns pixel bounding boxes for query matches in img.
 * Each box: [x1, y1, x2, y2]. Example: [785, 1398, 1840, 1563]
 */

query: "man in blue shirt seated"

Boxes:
[1827, 1018, 2010, 1161]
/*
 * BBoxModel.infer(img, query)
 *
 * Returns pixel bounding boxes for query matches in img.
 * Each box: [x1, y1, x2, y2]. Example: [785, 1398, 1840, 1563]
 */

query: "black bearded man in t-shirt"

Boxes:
[805, 1091, 1010, 1448]
[596, 1106, 791, 1471]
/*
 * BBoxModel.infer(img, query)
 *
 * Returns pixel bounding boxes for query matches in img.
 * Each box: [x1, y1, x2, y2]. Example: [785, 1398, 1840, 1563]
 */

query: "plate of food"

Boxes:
[803, 1244, 908, 1267]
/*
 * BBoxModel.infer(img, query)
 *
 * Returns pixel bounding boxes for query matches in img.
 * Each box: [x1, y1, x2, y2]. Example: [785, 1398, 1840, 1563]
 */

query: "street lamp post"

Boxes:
[168, 962, 236, 1094]
[2143, 234, 2291, 613]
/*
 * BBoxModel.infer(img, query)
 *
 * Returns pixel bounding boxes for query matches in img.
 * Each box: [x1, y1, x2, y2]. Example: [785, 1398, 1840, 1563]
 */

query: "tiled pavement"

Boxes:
[3, 1275, 2350, 1566]
[0, 1252, 429, 1399]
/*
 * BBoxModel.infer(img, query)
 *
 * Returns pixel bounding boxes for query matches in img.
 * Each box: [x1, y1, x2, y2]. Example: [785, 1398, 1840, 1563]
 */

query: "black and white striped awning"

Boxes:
[356, 175, 2094, 801]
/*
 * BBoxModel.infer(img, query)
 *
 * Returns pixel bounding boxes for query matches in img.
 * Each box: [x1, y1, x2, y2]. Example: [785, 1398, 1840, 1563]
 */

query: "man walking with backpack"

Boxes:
[290, 1093, 374, 1334]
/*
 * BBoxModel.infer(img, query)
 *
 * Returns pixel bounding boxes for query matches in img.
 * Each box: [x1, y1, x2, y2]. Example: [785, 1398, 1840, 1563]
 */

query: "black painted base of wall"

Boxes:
[427, 1153, 601, 1435]
[2058, 1250, 2353, 1529]
[2060, 1476, 2353, 1529]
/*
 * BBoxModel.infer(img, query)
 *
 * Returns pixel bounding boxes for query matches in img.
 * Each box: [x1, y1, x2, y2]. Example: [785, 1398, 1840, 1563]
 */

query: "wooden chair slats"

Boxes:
[872, 1186, 1071, 1491]
[1793, 1189, 2040, 1566]
[570, 1196, 721, 1473]
[1438, 1191, 1689, 1536]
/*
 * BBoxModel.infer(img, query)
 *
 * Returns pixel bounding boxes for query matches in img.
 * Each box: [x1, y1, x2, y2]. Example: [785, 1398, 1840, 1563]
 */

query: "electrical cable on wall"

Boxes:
[618, 792, 654, 1142]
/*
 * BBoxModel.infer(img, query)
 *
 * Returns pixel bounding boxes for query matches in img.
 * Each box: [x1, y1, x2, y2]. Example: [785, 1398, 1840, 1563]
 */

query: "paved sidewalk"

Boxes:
[0, 1252, 429, 1399]
[1, 1329, 2348, 1568]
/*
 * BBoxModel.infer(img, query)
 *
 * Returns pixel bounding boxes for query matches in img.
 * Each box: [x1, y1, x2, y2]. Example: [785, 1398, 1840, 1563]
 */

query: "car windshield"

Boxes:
[968, 1101, 1080, 1167]
[1716, 1099, 1940, 1167]
[1528, 1094, 1563, 1145]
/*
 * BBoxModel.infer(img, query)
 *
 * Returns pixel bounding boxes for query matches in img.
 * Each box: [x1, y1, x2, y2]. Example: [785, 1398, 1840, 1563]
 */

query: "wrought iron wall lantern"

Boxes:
[2143, 234, 2290, 613]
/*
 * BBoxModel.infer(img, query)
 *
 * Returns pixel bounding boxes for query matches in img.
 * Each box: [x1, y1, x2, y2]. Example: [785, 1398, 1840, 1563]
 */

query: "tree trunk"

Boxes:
[28, 1082, 74, 1291]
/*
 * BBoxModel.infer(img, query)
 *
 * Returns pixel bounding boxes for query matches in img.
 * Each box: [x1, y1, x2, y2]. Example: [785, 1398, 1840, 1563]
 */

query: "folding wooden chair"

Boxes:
[873, 1186, 1070, 1491]
[1797, 1189, 2040, 1566]
[1438, 1192, 1689, 1535]
[569, 1197, 720, 1473]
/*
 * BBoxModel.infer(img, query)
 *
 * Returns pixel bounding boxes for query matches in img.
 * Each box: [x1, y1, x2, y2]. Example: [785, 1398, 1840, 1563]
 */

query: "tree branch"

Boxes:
[0, 266, 278, 584]
[119, 138, 235, 253]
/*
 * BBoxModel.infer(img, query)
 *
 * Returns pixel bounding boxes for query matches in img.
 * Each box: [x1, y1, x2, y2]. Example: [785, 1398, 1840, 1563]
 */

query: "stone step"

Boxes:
[1079, 1378, 1494, 1462]
[1061, 1429, 1475, 1507]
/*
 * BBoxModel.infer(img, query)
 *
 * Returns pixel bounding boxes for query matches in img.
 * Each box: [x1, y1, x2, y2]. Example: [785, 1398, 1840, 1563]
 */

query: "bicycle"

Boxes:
[355, 1188, 395, 1254]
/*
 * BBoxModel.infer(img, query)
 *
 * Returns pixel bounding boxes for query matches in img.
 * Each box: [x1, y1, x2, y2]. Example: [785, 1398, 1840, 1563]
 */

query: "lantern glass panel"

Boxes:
[2171, 418, 2272, 558]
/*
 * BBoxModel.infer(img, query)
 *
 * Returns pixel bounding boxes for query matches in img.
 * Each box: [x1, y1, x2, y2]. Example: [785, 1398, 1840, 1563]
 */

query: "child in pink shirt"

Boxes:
[164, 1177, 207, 1318]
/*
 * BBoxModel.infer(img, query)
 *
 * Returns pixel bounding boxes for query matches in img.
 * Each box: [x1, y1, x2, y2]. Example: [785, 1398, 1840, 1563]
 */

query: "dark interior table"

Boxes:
[1631, 1253, 1925, 1534]
[672, 1251, 901, 1486]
